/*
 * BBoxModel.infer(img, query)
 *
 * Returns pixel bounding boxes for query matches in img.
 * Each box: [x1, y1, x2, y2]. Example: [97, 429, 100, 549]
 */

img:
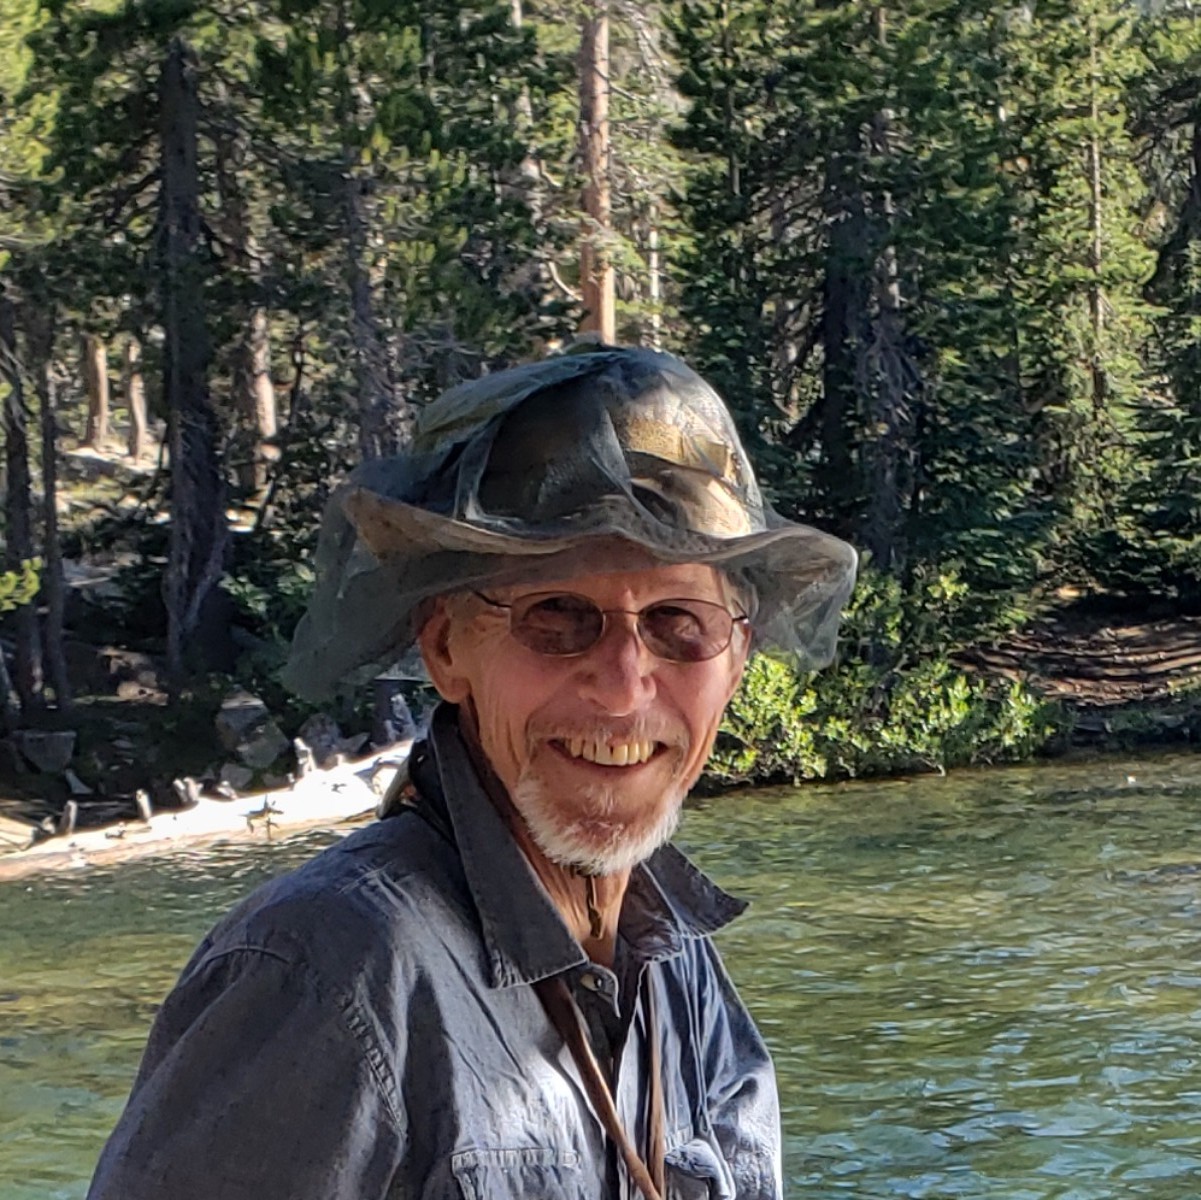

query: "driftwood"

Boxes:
[0, 741, 411, 882]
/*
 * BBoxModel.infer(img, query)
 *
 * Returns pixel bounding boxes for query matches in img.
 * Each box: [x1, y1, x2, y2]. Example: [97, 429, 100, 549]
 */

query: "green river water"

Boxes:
[3, 752, 1201, 1198]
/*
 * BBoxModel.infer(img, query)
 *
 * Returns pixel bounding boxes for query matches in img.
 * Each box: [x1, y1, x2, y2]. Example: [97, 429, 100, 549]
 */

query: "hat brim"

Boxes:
[283, 484, 857, 703]
[343, 485, 857, 613]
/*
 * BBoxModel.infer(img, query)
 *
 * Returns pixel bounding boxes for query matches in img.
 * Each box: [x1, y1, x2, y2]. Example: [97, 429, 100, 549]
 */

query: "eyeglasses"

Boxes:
[473, 590, 749, 663]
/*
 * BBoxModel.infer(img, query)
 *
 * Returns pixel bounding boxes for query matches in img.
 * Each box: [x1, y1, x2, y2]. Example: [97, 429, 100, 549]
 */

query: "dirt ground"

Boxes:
[958, 606, 1201, 744]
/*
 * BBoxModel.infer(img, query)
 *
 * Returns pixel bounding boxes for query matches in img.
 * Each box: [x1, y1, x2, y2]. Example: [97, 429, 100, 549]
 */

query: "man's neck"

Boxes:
[506, 817, 631, 969]
[456, 707, 630, 966]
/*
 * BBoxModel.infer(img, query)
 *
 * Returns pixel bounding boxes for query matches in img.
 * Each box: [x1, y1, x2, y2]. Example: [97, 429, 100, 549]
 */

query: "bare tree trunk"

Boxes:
[503, 0, 560, 330]
[817, 167, 869, 527]
[345, 164, 399, 460]
[1086, 8, 1107, 412]
[579, 0, 615, 343]
[860, 234, 916, 575]
[0, 291, 42, 712]
[328, 2, 404, 462]
[858, 7, 919, 576]
[245, 307, 278, 487]
[0, 643, 16, 733]
[769, 189, 802, 418]
[647, 201, 662, 351]
[159, 39, 227, 692]
[124, 335, 149, 461]
[82, 334, 110, 449]
[214, 109, 279, 492]
[25, 299, 70, 709]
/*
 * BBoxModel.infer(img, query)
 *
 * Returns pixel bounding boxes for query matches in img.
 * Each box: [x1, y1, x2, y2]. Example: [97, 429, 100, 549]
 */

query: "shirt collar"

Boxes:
[426, 703, 748, 988]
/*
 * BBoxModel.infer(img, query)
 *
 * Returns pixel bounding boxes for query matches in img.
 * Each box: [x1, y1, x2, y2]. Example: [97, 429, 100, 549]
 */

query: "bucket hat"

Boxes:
[283, 347, 857, 700]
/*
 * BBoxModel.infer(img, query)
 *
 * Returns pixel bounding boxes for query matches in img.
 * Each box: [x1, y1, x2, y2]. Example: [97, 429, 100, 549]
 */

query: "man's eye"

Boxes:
[529, 595, 593, 620]
[647, 604, 704, 634]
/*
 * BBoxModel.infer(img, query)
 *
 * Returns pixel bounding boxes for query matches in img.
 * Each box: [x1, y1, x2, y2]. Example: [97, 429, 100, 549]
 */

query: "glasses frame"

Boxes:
[472, 590, 749, 663]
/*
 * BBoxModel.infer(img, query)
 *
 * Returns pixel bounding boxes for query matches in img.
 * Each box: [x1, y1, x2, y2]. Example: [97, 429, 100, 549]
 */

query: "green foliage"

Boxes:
[672, 0, 1158, 602]
[6, 0, 1201, 774]
[0, 558, 41, 613]
[709, 568, 1061, 786]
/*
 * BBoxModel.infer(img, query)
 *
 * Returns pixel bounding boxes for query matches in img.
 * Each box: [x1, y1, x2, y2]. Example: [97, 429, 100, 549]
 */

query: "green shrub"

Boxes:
[708, 566, 1062, 786]
[0, 558, 40, 613]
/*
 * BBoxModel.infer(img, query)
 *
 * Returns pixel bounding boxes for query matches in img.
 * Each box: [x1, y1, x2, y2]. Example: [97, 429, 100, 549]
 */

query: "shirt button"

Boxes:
[579, 971, 599, 991]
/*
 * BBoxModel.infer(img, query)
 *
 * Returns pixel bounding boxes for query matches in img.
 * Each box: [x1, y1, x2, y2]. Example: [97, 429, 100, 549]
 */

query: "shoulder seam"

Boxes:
[195, 942, 409, 1136]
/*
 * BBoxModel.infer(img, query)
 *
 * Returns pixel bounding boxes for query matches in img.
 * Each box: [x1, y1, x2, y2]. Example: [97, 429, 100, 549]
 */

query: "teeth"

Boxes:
[564, 738, 655, 766]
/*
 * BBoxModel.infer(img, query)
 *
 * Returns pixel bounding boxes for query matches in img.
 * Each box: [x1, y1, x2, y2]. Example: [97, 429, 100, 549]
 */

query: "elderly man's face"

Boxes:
[419, 563, 749, 874]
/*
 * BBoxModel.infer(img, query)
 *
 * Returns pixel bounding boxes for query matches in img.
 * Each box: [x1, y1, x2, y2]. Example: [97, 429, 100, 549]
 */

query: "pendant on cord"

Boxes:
[584, 873, 604, 940]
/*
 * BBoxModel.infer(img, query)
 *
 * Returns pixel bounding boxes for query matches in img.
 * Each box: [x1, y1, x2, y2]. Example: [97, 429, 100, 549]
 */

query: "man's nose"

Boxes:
[577, 614, 656, 713]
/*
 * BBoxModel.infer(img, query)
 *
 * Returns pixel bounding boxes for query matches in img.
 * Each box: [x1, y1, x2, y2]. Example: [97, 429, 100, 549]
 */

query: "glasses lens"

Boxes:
[639, 600, 733, 662]
[511, 593, 604, 655]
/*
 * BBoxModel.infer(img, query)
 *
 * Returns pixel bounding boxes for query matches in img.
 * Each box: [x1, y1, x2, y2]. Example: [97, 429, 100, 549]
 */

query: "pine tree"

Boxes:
[1121, 2, 1201, 600]
[672, 0, 1155, 626]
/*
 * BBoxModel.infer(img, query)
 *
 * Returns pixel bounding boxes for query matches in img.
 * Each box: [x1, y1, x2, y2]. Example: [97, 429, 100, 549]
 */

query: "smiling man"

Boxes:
[88, 347, 856, 1200]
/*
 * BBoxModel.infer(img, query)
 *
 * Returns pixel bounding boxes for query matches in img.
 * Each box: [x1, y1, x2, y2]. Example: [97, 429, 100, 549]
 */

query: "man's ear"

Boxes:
[416, 598, 473, 704]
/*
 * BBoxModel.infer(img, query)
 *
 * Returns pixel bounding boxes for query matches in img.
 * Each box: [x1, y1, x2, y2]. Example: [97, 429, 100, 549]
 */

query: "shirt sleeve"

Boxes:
[697, 944, 784, 1200]
[87, 944, 407, 1200]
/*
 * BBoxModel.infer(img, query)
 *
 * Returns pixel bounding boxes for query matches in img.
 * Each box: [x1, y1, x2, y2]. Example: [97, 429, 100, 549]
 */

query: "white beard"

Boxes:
[511, 773, 685, 876]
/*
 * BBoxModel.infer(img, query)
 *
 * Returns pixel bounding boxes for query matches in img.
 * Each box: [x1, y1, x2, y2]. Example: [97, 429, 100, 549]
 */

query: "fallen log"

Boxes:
[0, 741, 412, 882]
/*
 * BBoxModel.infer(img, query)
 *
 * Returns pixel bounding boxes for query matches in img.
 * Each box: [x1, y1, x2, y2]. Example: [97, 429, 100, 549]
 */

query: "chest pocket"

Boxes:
[664, 1136, 736, 1200]
[451, 1147, 589, 1200]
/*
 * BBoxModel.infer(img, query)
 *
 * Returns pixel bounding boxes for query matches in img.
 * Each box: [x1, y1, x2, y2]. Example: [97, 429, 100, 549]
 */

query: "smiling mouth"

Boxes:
[551, 737, 661, 767]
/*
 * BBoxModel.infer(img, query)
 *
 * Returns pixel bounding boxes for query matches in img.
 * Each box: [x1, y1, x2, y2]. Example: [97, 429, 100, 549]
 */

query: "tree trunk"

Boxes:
[25, 299, 70, 709]
[858, 8, 919, 576]
[124, 335, 149, 460]
[647, 202, 662, 351]
[82, 333, 110, 449]
[345, 164, 399, 460]
[579, 0, 615, 343]
[329, 1, 404, 462]
[243, 307, 278, 490]
[213, 109, 279, 492]
[0, 641, 16, 733]
[1086, 8, 1107, 412]
[860, 233, 916, 575]
[159, 39, 227, 691]
[504, 0, 558, 328]
[0, 291, 42, 712]
[817, 162, 869, 529]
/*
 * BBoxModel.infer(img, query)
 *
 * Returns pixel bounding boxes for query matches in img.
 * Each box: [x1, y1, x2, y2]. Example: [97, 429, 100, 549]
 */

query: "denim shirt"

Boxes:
[88, 706, 782, 1200]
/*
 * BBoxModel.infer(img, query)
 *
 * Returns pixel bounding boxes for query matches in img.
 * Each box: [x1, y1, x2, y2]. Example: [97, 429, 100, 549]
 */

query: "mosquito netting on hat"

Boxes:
[282, 348, 857, 701]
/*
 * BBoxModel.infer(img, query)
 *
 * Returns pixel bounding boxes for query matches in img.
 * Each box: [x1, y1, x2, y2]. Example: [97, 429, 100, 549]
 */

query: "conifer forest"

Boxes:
[3, 0, 1201, 803]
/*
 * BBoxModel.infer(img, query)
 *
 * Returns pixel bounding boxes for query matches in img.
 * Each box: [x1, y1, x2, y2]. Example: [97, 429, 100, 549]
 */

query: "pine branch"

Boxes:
[100, 168, 161, 228]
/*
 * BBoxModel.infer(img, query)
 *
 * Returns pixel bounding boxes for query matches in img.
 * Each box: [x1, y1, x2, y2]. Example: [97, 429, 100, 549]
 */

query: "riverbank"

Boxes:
[0, 742, 409, 881]
[2, 598, 1197, 860]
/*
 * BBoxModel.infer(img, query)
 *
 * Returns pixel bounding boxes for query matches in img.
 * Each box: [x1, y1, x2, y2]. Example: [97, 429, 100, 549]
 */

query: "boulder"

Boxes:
[215, 691, 272, 749]
[218, 762, 254, 791]
[215, 691, 289, 770]
[238, 722, 289, 770]
[64, 769, 94, 796]
[14, 730, 76, 774]
[297, 713, 344, 767]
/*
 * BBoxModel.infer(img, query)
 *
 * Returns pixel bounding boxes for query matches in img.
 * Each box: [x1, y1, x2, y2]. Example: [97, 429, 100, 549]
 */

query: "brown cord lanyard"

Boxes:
[422, 714, 668, 1197]
[534, 974, 666, 1200]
